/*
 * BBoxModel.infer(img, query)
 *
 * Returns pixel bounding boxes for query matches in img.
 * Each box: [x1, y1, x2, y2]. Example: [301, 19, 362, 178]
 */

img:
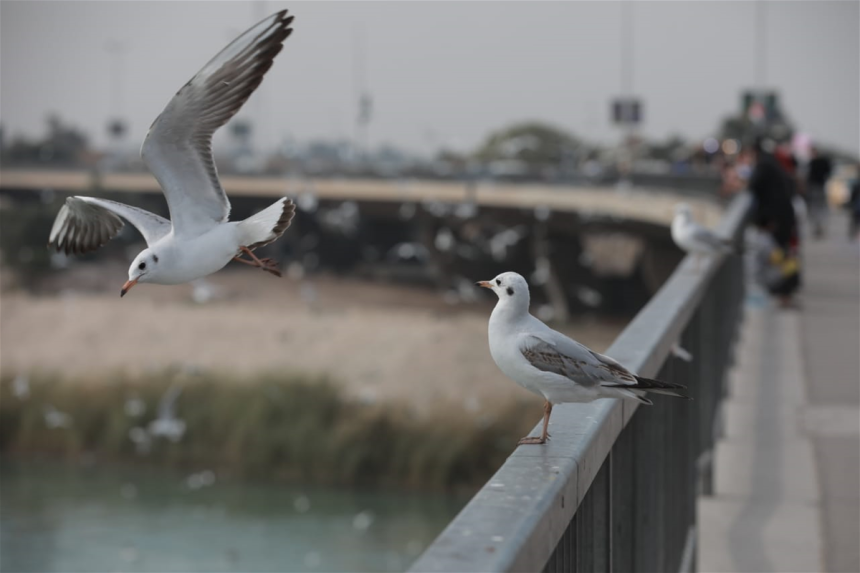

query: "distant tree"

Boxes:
[0, 114, 90, 167]
[718, 115, 750, 142]
[646, 134, 688, 162]
[716, 99, 796, 148]
[474, 122, 582, 177]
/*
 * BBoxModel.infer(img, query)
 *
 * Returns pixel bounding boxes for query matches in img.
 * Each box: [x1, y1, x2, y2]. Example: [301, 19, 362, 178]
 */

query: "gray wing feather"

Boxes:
[48, 196, 171, 255]
[141, 10, 293, 238]
[522, 330, 688, 397]
[584, 349, 639, 386]
[691, 224, 730, 251]
[520, 333, 599, 387]
[521, 331, 640, 387]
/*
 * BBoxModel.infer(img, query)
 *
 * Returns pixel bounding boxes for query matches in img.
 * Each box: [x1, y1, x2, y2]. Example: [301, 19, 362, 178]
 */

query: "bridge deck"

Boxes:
[0, 168, 723, 227]
[698, 213, 859, 572]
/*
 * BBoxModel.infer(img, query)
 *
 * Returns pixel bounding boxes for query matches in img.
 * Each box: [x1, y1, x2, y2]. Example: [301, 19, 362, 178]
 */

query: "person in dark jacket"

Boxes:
[749, 139, 798, 249]
[748, 138, 801, 305]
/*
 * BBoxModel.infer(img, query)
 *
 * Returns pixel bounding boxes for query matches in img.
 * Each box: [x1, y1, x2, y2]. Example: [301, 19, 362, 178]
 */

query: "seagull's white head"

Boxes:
[122, 249, 160, 297]
[476, 271, 530, 311]
[674, 203, 692, 220]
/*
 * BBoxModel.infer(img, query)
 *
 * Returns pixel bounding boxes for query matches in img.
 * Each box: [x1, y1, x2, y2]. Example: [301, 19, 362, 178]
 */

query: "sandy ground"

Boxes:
[1, 265, 624, 412]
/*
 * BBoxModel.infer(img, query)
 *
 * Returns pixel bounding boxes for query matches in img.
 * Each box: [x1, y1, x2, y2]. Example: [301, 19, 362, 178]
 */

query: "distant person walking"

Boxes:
[806, 146, 833, 238]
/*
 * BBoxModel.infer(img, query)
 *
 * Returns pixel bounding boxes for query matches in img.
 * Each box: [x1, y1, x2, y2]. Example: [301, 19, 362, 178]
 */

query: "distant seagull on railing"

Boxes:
[46, 11, 298, 295]
[477, 272, 690, 445]
[672, 203, 736, 270]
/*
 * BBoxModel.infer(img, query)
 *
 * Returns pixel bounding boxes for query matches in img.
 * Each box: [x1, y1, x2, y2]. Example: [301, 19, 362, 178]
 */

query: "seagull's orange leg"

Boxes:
[518, 401, 552, 445]
[232, 256, 259, 267]
[233, 254, 279, 269]
[541, 402, 553, 441]
[236, 246, 282, 277]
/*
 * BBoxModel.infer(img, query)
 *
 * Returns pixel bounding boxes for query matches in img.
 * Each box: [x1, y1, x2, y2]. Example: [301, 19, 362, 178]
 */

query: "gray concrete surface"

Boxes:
[699, 304, 822, 573]
[801, 213, 860, 573]
[699, 212, 860, 573]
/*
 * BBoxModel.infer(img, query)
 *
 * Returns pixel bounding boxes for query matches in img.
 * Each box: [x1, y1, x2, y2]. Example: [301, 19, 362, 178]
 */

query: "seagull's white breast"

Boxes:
[488, 314, 546, 397]
[155, 223, 242, 284]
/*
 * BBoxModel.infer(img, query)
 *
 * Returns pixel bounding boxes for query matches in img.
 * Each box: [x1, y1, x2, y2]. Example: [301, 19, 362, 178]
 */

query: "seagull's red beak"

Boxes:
[120, 278, 139, 298]
[475, 281, 493, 289]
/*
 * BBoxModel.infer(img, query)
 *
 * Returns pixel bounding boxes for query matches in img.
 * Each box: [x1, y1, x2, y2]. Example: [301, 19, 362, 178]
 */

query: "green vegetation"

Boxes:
[0, 371, 535, 491]
[0, 115, 91, 168]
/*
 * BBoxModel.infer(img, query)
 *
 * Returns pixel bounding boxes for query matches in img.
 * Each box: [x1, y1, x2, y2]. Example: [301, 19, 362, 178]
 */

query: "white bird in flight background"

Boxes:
[47, 10, 297, 296]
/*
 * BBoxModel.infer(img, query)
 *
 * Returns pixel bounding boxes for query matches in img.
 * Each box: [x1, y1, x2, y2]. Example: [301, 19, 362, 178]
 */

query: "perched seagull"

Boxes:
[48, 11, 297, 296]
[671, 203, 734, 269]
[477, 272, 689, 445]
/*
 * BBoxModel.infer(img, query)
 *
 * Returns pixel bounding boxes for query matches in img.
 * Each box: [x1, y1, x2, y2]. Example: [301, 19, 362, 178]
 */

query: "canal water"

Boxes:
[0, 459, 467, 572]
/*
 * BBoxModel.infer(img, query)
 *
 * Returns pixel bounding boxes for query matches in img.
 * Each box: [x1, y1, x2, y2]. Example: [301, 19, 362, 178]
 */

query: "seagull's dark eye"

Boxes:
[496, 279, 502, 286]
[506, 287, 514, 296]
[138, 262, 146, 270]
[153, 255, 159, 263]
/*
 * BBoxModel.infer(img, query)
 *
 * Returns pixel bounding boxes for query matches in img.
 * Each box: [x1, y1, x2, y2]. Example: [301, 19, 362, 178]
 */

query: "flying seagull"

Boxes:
[477, 272, 689, 445]
[48, 10, 297, 296]
[671, 203, 734, 270]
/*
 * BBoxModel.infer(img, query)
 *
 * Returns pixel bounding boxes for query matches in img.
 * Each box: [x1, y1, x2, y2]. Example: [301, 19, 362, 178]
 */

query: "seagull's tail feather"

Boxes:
[611, 388, 654, 405]
[604, 376, 691, 400]
[239, 197, 296, 251]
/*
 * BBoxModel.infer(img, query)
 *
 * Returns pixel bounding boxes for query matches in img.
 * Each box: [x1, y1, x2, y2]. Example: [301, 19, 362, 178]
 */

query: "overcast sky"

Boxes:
[1, 1, 858, 157]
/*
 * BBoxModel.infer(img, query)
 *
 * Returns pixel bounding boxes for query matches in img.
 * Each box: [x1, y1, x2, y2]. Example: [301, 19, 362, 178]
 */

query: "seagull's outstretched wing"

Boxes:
[157, 383, 183, 420]
[48, 196, 171, 255]
[141, 10, 294, 238]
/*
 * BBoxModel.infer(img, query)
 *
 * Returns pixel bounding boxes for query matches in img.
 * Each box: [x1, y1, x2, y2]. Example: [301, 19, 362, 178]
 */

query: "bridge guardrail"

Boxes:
[409, 193, 751, 573]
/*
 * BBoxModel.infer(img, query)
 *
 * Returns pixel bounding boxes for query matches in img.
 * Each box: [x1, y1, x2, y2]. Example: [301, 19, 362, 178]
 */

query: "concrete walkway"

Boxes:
[800, 214, 859, 573]
[699, 213, 859, 572]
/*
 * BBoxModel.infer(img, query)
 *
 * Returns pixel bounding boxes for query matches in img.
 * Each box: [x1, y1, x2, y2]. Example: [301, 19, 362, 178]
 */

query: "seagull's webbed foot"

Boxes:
[516, 401, 553, 445]
[258, 258, 282, 277]
[517, 436, 547, 445]
[235, 247, 282, 278]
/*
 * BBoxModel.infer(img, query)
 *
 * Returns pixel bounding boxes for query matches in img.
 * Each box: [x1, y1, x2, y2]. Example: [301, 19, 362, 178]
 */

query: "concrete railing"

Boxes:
[409, 193, 751, 573]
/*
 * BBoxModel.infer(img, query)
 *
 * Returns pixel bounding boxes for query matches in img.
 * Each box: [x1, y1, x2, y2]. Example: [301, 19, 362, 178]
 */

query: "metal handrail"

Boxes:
[410, 193, 751, 573]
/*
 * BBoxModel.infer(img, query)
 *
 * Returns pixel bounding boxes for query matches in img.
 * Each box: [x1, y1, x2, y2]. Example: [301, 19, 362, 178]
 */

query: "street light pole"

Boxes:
[353, 24, 371, 165]
[618, 1, 635, 187]
[755, 1, 767, 90]
[621, 1, 633, 99]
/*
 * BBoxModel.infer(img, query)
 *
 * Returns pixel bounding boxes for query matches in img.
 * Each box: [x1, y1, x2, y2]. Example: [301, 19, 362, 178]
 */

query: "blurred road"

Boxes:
[800, 214, 859, 573]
